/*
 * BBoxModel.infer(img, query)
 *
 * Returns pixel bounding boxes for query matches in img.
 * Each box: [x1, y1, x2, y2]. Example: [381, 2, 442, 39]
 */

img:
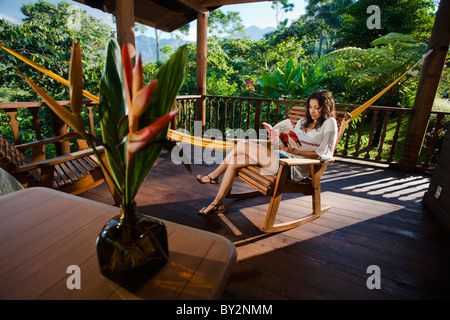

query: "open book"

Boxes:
[263, 119, 302, 149]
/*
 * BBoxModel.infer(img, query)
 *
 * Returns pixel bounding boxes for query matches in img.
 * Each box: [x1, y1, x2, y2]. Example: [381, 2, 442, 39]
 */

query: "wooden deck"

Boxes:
[79, 149, 450, 300]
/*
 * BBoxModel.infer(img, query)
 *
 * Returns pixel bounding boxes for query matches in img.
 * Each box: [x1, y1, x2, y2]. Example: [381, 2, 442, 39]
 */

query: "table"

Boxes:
[0, 187, 237, 300]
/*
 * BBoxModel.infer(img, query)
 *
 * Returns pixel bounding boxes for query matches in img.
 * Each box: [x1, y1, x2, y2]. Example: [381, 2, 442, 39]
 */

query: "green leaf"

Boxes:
[98, 37, 127, 191]
[126, 45, 188, 202]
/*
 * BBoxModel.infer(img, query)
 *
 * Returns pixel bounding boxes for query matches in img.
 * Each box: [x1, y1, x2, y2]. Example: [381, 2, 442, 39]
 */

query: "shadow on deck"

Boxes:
[79, 151, 450, 300]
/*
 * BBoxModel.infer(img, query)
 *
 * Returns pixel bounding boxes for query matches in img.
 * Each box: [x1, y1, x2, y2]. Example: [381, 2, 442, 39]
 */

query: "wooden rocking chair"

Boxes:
[0, 134, 120, 203]
[226, 106, 352, 233]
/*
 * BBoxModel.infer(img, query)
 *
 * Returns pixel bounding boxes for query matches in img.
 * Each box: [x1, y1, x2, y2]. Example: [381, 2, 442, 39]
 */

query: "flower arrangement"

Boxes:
[19, 37, 188, 207]
[19, 37, 189, 291]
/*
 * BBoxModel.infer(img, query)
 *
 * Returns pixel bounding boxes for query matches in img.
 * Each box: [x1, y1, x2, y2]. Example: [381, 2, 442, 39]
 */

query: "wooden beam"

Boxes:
[176, 0, 209, 13]
[399, 0, 450, 171]
[195, 11, 209, 133]
[203, 0, 271, 6]
[115, 0, 136, 67]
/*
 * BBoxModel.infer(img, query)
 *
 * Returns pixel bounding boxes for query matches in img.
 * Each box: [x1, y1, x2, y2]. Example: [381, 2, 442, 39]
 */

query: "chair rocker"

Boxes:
[226, 106, 352, 233]
[0, 134, 120, 204]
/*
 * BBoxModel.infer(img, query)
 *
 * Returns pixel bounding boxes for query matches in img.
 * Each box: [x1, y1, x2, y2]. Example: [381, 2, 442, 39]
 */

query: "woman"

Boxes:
[196, 90, 338, 215]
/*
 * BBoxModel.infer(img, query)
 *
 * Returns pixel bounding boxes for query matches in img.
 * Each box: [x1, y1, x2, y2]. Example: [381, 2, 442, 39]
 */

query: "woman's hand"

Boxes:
[279, 145, 291, 153]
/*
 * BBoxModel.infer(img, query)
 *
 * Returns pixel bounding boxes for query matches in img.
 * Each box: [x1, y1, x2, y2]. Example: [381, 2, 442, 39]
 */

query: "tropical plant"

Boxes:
[257, 58, 326, 100]
[318, 33, 428, 106]
[19, 38, 188, 207]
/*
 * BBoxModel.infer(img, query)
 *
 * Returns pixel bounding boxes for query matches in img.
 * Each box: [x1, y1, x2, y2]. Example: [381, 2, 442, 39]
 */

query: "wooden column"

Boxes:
[115, 0, 136, 67]
[195, 11, 209, 134]
[399, 0, 450, 171]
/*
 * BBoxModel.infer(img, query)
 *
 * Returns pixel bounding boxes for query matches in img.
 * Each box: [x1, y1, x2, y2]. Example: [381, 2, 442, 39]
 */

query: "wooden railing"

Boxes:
[174, 95, 449, 172]
[1, 96, 448, 172]
[0, 100, 97, 157]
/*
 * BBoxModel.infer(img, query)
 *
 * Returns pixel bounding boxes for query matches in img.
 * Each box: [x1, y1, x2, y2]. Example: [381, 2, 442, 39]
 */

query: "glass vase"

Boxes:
[96, 201, 169, 292]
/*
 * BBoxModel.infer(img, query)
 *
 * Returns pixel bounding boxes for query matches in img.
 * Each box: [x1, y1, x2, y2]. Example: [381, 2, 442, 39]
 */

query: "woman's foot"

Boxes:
[198, 202, 225, 216]
[196, 174, 219, 185]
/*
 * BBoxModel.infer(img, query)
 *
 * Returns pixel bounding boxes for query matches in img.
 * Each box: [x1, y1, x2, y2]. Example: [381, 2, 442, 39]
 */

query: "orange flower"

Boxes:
[121, 45, 158, 134]
[127, 109, 178, 163]
[120, 44, 177, 163]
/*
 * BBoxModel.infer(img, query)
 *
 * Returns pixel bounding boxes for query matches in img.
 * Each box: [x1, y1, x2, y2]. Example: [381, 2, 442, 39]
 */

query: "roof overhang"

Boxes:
[74, 0, 272, 32]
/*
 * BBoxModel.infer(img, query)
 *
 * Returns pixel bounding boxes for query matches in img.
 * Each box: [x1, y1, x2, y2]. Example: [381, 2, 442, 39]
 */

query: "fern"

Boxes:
[317, 33, 427, 106]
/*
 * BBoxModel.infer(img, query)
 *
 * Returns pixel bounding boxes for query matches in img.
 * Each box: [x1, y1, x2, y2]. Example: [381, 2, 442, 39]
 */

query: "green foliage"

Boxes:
[1, 1, 113, 100]
[0, 0, 113, 146]
[338, 0, 435, 48]
[208, 9, 244, 38]
[318, 33, 428, 106]
[257, 58, 326, 99]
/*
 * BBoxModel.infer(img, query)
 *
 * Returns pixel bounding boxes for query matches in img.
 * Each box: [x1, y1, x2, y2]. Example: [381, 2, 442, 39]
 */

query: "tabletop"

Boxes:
[0, 187, 237, 300]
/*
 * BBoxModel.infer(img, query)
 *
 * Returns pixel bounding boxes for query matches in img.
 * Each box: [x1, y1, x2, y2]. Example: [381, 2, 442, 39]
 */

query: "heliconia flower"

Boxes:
[121, 44, 159, 134]
[69, 40, 83, 117]
[132, 53, 144, 96]
[127, 109, 178, 163]
[129, 79, 158, 133]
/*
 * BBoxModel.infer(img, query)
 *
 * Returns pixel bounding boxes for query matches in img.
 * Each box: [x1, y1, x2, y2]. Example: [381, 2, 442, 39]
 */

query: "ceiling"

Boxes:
[74, 0, 272, 32]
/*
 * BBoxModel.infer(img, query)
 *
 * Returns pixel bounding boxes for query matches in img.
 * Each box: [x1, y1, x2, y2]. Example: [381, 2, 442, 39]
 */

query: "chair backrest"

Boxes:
[0, 135, 40, 184]
[286, 105, 352, 152]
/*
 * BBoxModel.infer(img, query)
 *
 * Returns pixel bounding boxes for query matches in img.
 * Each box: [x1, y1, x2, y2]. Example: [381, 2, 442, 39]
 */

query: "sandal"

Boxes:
[198, 203, 225, 216]
[196, 174, 219, 186]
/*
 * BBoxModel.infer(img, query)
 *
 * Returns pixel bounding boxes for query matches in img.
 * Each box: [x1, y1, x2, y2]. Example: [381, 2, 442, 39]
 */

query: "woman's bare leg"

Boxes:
[197, 141, 278, 183]
[199, 154, 252, 214]
[198, 142, 279, 214]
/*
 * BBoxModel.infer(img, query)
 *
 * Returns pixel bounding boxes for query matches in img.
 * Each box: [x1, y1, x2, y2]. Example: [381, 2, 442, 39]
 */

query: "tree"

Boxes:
[268, 0, 352, 57]
[271, 0, 295, 27]
[0, 0, 113, 146]
[208, 9, 244, 38]
[1, 0, 113, 101]
[338, 0, 435, 48]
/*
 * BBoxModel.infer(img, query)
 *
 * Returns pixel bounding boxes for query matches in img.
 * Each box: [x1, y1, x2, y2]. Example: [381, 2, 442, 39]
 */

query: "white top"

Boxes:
[278, 118, 338, 181]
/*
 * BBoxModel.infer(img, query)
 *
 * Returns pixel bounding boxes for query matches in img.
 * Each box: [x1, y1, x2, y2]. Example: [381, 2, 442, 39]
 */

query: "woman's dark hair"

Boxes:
[302, 90, 336, 130]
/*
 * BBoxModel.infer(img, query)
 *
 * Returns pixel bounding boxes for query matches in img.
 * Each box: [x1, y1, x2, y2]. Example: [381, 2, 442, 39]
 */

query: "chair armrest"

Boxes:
[14, 146, 104, 173]
[279, 158, 334, 167]
[15, 137, 68, 150]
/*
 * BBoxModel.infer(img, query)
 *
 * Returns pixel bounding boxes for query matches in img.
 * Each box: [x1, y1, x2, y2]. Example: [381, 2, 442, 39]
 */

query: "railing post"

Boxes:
[399, 0, 450, 171]
[49, 109, 69, 155]
[254, 100, 263, 139]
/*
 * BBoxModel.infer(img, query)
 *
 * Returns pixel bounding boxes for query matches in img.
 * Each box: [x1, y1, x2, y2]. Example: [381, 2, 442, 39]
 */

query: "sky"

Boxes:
[0, 0, 306, 41]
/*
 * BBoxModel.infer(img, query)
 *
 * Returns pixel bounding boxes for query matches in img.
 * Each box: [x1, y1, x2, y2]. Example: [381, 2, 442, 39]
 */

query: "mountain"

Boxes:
[136, 25, 276, 63]
[136, 35, 190, 64]
[241, 25, 276, 41]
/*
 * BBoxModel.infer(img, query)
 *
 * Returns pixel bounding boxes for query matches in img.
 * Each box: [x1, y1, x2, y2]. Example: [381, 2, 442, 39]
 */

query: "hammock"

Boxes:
[0, 43, 431, 152]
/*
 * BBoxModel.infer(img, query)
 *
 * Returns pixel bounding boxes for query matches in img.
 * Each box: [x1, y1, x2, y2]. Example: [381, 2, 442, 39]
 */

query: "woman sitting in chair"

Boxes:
[196, 89, 338, 215]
